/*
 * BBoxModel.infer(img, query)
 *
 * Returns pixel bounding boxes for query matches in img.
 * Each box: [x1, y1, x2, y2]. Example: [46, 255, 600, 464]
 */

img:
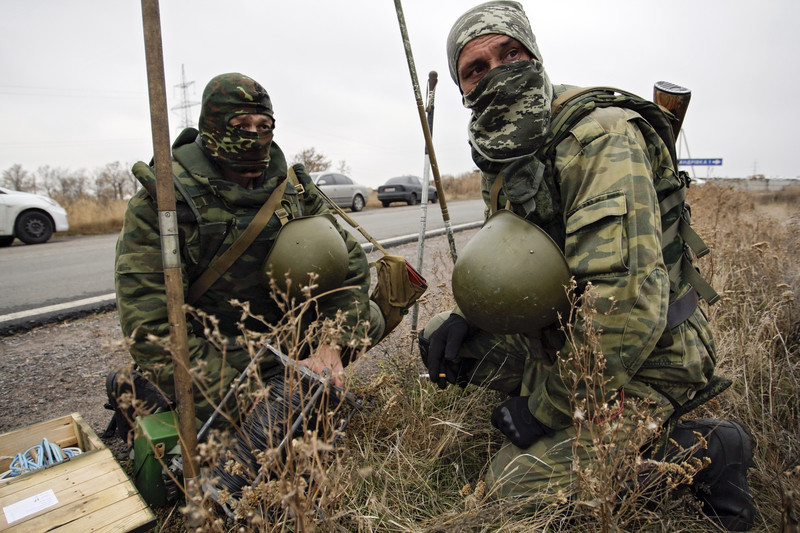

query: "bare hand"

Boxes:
[299, 344, 345, 387]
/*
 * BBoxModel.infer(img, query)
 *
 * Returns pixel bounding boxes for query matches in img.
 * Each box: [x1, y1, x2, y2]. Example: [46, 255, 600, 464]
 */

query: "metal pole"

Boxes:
[139, 0, 201, 519]
[410, 71, 438, 342]
[393, 0, 457, 264]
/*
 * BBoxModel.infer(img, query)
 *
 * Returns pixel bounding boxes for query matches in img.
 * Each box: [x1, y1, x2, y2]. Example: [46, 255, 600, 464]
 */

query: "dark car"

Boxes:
[376, 175, 438, 207]
[310, 172, 371, 212]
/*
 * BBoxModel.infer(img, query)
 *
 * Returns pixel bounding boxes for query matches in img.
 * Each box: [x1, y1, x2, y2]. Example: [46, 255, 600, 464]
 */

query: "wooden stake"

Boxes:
[139, 0, 201, 524]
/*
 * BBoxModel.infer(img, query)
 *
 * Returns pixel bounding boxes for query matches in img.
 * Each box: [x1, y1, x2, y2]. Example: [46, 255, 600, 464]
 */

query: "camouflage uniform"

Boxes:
[424, 1, 717, 502]
[115, 74, 373, 424]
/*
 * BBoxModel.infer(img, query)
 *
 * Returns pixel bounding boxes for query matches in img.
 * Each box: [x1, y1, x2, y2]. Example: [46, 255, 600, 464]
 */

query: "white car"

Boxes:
[310, 172, 371, 212]
[0, 186, 70, 246]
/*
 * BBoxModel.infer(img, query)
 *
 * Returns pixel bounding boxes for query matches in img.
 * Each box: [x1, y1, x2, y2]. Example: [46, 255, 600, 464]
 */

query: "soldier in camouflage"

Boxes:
[115, 72, 381, 426]
[419, 2, 754, 529]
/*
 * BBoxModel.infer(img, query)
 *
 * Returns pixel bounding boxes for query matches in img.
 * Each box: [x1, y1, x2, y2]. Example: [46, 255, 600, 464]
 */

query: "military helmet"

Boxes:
[452, 209, 570, 335]
[264, 214, 348, 300]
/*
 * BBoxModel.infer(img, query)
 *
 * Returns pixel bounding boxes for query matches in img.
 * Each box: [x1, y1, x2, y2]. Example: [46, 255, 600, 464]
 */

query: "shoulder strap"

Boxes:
[489, 169, 510, 215]
[550, 86, 638, 118]
[545, 86, 680, 169]
[186, 179, 288, 304]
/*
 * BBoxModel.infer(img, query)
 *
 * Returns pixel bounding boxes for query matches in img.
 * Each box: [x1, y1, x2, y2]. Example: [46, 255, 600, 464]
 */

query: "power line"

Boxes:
[171, 64, 199, 131]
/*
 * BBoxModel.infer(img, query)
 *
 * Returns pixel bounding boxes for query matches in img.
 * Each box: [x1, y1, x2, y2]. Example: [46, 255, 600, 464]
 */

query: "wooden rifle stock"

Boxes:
[653, 80, 691, 139]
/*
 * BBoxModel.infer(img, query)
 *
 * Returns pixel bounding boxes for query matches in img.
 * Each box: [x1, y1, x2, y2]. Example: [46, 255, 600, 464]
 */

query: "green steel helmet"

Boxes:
[264, 214, 349, 300]
[452, 209, 570, 335]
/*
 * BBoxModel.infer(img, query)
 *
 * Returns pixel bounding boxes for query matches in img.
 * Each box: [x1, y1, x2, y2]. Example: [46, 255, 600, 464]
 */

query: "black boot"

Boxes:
[667, 419, 755, 531]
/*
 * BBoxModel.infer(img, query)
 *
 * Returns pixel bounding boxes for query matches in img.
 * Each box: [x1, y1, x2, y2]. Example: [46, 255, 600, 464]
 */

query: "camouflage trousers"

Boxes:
[422, 312, 676, 505]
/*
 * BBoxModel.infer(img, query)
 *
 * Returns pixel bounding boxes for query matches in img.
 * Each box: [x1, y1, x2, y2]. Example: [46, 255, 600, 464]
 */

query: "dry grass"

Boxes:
[59, 196, 128, 235]
[687, 184, 800, 531]
[117, 181, 798, 532]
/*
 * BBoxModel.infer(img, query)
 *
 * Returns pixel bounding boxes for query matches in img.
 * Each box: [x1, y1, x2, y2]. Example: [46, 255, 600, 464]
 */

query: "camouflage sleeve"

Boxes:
[529, 106, 670, 429]
[115, 187, 244, 422]
[292, 165, 371, 356]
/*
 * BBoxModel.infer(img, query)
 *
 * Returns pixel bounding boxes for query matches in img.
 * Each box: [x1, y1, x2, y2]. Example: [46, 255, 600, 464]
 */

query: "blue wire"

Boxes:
[1, 438, 82, 479]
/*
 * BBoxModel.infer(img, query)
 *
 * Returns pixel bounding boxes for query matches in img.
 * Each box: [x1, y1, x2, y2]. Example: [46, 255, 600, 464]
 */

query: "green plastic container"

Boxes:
[133, 411, 197, 507]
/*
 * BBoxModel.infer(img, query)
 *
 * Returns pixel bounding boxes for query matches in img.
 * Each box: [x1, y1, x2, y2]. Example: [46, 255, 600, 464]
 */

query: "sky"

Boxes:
[1, 1, 798, 189]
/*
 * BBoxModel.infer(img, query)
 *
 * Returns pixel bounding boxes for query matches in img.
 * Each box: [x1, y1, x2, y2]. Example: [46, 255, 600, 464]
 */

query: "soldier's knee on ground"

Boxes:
[485, 430, 576, 507]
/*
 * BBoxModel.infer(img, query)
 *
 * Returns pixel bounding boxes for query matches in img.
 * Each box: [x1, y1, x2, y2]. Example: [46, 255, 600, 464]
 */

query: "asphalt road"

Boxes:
[0, 199, 483, 334]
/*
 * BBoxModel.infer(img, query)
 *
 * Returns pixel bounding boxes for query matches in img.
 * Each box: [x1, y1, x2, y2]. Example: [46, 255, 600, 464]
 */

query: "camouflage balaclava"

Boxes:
[197, 73, 275, 175]
[447, 1, 553, 163]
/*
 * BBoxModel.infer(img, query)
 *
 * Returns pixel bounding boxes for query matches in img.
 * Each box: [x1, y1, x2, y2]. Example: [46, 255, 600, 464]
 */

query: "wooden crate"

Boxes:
[0, 413, 156, 532]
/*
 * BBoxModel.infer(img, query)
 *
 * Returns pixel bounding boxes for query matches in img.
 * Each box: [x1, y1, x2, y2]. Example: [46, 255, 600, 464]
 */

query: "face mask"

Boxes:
[463, 60, 552, 162]
[197, 73, 275, 174]
[198, 122, 273, 174]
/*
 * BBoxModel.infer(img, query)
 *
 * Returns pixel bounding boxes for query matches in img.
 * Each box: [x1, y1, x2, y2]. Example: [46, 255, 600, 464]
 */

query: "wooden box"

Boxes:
[0, 413, 156, 532]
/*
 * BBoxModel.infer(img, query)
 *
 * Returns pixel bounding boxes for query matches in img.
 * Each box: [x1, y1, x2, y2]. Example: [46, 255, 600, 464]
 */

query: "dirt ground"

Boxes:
[0, 231, 473, 442]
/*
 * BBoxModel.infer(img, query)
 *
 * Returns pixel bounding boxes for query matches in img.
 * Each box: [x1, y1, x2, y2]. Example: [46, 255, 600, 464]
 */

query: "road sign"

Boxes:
[678, 158, 723, 166]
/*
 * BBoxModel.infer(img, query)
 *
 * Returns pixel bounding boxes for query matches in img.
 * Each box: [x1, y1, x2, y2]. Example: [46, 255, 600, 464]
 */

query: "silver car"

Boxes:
[0, 187, 70, 246]
[311, 172, 371, 212]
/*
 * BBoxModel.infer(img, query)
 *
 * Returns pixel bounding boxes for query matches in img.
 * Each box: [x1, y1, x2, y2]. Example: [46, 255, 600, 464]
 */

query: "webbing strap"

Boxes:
[659, 189, 686, 246]
[187, 179, 288, 304]
[550, 86, 638, 118]
[661, 220, 680, 247]
[489, 170, 506, 215]
[286, 166, 305, 197]
[681, 222, 710, 258]
[667, 287, 699, 329]
[674, 255, 719, 305]
[658, 187, 685, 216]
[172, 173, 203, 225]
[657, 286, 700, 348]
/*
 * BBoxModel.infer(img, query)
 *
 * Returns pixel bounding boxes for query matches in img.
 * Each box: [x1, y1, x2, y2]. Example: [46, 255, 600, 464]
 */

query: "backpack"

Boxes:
[541, 86, 719, 338]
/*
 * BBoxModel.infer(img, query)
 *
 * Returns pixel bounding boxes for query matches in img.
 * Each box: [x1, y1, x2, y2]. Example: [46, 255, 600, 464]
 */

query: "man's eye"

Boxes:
[465, 66, 483, 80]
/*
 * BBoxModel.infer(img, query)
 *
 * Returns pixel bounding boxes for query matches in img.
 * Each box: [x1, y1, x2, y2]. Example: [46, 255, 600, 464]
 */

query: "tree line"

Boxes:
[1, 162, 138, 203]
[0, 148, 347, 203]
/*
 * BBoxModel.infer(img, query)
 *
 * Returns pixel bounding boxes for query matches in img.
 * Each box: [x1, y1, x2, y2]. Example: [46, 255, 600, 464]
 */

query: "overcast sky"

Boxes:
[1, 1, 798, 189]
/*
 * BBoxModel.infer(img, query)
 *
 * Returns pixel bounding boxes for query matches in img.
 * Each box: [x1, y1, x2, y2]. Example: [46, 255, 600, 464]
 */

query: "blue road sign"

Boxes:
[678, 158, 723, 166]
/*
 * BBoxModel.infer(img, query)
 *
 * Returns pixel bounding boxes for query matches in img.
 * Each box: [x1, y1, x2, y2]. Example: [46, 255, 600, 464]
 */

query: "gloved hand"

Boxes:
[491, 396, 553, 448]
[419, 313, 470, 389]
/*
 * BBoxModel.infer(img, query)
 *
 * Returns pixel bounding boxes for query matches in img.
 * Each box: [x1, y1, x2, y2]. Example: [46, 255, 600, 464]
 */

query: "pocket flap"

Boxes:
[566, 191, 627, 234]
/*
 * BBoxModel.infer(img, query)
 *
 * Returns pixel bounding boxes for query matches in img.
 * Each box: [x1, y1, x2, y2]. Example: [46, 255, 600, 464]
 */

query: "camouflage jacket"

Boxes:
[479, 86, 717, 429]
[115, 129, 370, 421]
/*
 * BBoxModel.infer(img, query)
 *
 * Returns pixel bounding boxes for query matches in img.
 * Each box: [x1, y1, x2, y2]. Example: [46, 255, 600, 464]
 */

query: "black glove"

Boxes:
[491, 396, 553, 448]
[419, 313, 470, 389]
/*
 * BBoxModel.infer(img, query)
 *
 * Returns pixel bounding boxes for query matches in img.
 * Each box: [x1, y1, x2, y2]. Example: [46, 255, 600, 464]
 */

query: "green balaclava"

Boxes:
[447, 1, 553, 163]
[197, 72, 275, 175]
